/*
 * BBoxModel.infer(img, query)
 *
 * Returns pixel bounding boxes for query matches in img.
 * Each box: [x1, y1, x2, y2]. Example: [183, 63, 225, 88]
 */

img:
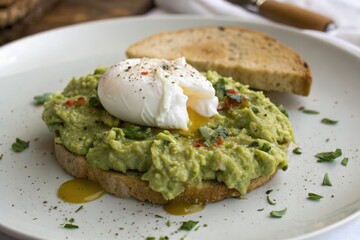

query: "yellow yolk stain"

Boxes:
[164, 202, 205, 215]
[180, 108, 211, 136]
[58, 179, 105, 203]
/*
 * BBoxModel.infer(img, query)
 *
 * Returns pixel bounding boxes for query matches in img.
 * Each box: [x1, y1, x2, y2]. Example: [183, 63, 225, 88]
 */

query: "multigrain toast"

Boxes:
[126, 26, 312, 96]
[55, 142, 277, 204]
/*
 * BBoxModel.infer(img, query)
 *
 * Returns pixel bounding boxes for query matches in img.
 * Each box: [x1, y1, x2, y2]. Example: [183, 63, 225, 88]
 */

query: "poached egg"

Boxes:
[98, 57, 218, 131]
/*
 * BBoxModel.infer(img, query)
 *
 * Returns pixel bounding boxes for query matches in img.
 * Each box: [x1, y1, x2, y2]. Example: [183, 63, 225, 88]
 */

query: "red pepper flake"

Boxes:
[64, 97, 85, 107]
[214, 136, 224, 146]
[64, 100, 74, 107]
[75, 97, 85, 107]
[141, 71, 148, 75]
[223, 89, 251, 110]
[192, 140, 204, 148]
[227, 89, 238, 94]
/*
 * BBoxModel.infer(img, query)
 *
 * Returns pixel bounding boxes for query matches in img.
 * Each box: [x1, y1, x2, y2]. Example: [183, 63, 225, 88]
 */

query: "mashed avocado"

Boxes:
[43, 68, 294, 200]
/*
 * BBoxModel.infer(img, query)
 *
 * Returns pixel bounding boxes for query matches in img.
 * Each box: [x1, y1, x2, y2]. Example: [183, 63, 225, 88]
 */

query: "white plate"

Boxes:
[0, 16, 360, 240]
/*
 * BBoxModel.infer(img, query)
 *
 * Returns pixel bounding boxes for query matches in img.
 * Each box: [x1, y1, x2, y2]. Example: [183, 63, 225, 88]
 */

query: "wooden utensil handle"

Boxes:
[258, 0, 334, 31]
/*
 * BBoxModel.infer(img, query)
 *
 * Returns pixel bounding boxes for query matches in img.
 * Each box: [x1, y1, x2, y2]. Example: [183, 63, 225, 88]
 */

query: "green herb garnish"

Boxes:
[159, 237, 169, 240]
[62, 218, 79, 229]
[225, 92, 241, 103]
[0, 154, 3, 160]
[322, 173, 332, 186]
[341, 157, 349, 166]
[122, 123, 152, 140]
[12, 138, 29, 152]
[257, 208, 264, 211]
[166, 220, 171, 227]
[155, 214, 164, 218]
[251, 107, 259, 113]
[89, 95, 103, 108]
[292, 147, 302, 155]
[277, 105, 289, 117]
[315, 148, 342, 162]
[267, 196, 276, 205]
[248, 141, 259, 148]
[300, 107, 319, 114]
[269, 208, 287, 218]
[308, 192, 323, 200]
[64, 223, 79, 229]
[33, 93, 51, 105]
[146, 237, 155, 240]
[179, 220, 199, 231]
[75, 205, 83, 213]
[266, 189, 273, 195]
[321, 118, 338, 125]
[259, 143, 271, 152]
[215, 125, 228, 138]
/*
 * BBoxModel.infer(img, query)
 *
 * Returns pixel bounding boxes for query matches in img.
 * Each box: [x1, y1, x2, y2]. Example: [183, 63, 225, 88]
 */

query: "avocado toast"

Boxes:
[43, 68, 293, 204]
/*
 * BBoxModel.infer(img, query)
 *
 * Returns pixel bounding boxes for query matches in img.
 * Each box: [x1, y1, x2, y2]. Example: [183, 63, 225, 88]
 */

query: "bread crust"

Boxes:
[126, 26, 312, 96]
[55, 141, 277, 204]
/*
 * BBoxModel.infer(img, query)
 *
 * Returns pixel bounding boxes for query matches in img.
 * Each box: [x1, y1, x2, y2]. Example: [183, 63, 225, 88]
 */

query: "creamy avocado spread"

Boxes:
[43, 67, 294, 200]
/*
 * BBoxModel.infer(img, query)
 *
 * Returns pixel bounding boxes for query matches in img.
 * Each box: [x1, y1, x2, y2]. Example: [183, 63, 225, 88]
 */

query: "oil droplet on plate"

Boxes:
[164, 202, 205, 215]
[58, 179, 105, 203]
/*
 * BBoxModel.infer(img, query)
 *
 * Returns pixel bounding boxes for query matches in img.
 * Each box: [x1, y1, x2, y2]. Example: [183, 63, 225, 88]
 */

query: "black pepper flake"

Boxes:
[218, 26, 225, 31]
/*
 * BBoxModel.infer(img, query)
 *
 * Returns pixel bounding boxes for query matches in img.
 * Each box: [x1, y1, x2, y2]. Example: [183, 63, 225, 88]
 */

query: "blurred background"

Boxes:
[1, 0, 360, 48]
[0, 0, 155, 45]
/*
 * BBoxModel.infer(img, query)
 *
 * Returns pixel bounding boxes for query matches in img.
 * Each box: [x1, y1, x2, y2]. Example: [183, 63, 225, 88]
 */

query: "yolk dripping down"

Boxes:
[58, 179, 105, 203]
[164, 202, 205, 215]
[180, 108, 212, 136]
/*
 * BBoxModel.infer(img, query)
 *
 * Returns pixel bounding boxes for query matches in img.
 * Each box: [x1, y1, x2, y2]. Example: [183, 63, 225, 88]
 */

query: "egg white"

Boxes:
[98, 57, 218, 130]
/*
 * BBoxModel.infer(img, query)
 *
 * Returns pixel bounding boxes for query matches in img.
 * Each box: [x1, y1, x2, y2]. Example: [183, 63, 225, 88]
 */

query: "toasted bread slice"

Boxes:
[126, 26, 312, 96]
[55, 141, 277, 204]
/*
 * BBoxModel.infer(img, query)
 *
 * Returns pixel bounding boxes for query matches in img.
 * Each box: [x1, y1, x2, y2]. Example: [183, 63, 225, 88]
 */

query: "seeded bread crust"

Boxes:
[126, 26, 312, 96]
[54, 141, 277, 204]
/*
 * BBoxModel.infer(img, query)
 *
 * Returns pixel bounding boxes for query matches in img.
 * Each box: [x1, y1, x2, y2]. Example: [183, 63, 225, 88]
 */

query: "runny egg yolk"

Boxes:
[164, 202, 205, 215]
[180, 108, 212, 136]
[58, 179, 105, 203]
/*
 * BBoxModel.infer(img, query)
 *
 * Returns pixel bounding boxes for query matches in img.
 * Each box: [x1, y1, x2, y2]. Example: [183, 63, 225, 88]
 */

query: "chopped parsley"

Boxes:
[166, 220, 171, 227]
[179, 220, 199, 231]
[12, 138, 29, 152]
[199, 125, 228, 146]
[122, 123, 152, 140]
[257, 208, 264, 211]
[248, 141, 271, 152]
[321, 118, 338, 125]
[33, 93, 51, 105]
[322, 173, 332, 186]
[299, 107, 319, 114]
[145, 237, 155, 240]
[62, 218, 79, 229]
[308, 192, 323, 200]
[225, 92, 242, 102]
[315, 148, 342, 162]
[0, 154, 3, 160]
[292, 147, 302, 155]
[251, 106, 259, 113]
[277, 105, 289, 117]
[341, 157, 349, 166]
[265, 189, 273, 195]
[269, 208, 287, 218]
[267, 196, 276, 205]
[75, 205, 83, 213]
[155, 214, 164, 218]
[159, 237, 169, 240]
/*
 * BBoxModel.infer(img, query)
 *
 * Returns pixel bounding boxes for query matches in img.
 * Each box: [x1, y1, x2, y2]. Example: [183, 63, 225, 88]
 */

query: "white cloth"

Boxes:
[154, 0, 360, 49]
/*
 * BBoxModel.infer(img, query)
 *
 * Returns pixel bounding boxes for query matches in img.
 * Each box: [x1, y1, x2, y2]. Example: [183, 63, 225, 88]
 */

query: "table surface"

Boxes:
[0, 0, 154, 45]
